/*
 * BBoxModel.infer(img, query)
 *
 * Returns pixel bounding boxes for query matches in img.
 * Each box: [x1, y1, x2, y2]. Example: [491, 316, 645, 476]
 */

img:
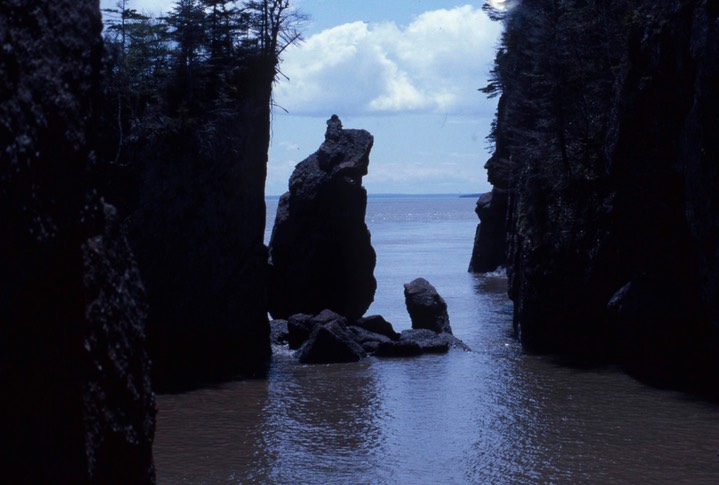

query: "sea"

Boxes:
[154, 195, 719, 484]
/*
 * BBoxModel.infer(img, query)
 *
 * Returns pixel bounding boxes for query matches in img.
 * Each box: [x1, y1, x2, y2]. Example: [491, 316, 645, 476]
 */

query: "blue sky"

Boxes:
[100, 1, 503, 195]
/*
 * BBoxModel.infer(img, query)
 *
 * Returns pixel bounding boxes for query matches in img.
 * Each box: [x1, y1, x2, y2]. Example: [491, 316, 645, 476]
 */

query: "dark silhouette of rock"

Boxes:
[375, 341, 424, 357]
[296, 320, 367, 364]
[270, 319, 289, 345]
[126, 51, 274, 390]
[349, 326, 394, 353]
[401, 329, 471, 352]
[489, 1, 719, 394]
[355, 315, 400, 340]
[268, 115, 377, 320]
[404, 278, 453, 334]
[468, 189, 508, 273]
[0, 2, 155, 482]
[287, 313, 318, 349]
[399, 329, 450, 354]
[313, 308, 349, 325]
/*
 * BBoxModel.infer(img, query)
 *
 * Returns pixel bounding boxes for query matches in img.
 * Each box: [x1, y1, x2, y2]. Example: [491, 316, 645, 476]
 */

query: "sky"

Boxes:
[100, 0, 503, 195]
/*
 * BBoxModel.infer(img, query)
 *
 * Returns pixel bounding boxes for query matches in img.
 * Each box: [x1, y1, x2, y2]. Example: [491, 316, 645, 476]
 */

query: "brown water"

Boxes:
[154, 197, 719, 484]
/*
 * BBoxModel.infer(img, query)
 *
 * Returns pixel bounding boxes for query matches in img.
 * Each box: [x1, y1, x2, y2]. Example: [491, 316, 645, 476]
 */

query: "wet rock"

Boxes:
[399, 329, 450, 354]
[313, 309, 349, 325]
[349, 326, 393, 353]
[404, 278, 453, 334]
[296, 320, 367, 364]
[287, 314, 317, 350]
[355, 315, 400, 340]
[375, 341, 424, 357]
[268, 115, 377, 320]
[270, 319, 289, 345]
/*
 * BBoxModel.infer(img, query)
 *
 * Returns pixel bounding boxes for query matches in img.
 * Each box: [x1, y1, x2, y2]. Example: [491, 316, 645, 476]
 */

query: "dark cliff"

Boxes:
[0, 1, 155, 482]
[126, 60, 273, 389]
[484, 0, 719, 394]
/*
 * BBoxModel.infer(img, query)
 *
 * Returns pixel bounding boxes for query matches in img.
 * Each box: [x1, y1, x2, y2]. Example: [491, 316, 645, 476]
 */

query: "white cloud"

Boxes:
[274, 5, 502, 116]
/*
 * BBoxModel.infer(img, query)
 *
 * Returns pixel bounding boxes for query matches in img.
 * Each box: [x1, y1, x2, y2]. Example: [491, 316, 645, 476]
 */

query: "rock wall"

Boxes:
[128, 62, 273, 389]
[0, 2, 155, 482]
[268, 115, 377, 320]
[488, 0, 719, 394]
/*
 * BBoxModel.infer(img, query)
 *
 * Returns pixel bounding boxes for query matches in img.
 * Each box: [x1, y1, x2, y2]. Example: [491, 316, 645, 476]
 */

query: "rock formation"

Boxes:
[0, 2, 155, 481]
[484, 0, 719, 394]
[468, 190, 508, 273]
[268, 115, 377, 320]
[404, 278, 453, 334]
[127, 59, 274, 389]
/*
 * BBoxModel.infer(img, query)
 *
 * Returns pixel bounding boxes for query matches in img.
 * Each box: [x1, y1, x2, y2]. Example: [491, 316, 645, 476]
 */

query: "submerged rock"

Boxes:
[404, 278, 453, 334]
[268, 115, 377, 320]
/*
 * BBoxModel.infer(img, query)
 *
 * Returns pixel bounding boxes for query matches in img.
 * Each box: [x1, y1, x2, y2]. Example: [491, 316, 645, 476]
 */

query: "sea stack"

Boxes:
[268, 115, 377, 320]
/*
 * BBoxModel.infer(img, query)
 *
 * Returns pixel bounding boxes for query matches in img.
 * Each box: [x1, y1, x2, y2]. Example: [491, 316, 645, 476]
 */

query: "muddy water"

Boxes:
[154, 197, 719, 484]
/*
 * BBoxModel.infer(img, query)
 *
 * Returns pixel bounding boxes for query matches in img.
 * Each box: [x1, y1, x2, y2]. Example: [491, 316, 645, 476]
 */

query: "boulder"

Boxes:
[401, 329, 471, 352]
[404, 278, 453, 334]
[399, 329, 450, 354]
[349, 326, 393, 353]
[287, 314, 317, 350]
[270, 319, 289, 345]
[375, 341, 424, 358]
[296, 320, 367, 364]
[355, 315, 400, 340]
[268, 115, 377, 320]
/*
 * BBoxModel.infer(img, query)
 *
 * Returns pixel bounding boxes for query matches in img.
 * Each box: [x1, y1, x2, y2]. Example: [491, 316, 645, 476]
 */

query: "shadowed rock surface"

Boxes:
[404, 278, 453, 334]
[486, 0, 719, 394]
[469, 190, 508, 273]
[268, 115, 377, 320]
[0, 2, 155, 482]
[355, 315, 401, 340]
[296, 320, 367, 364]
[127, 56, 274, 389]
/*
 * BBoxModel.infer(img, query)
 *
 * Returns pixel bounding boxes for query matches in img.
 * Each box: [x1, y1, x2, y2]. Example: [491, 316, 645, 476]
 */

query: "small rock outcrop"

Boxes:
[355, 315, 401, 340]
[0, 2, 155, 481]
[468, 189, 508, 273]
[268, 115, 377, 321]
[283, 308, 467, 363]
[296, 320, 367, 364]
[404, 278, 453, 334]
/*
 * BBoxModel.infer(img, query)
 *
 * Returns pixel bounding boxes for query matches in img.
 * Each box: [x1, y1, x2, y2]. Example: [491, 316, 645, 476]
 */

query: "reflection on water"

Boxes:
[154, 198, 719, 484]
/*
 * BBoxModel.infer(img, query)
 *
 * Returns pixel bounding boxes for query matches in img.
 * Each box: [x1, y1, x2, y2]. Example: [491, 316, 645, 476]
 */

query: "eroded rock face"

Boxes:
[468, 190, 508, 273]
[0, 2, 155, 481]
[128, 61, 273, 389]
[490, 0, 719, 394]
[404, 278, 453, 334]
[268, 115, 377, 320]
